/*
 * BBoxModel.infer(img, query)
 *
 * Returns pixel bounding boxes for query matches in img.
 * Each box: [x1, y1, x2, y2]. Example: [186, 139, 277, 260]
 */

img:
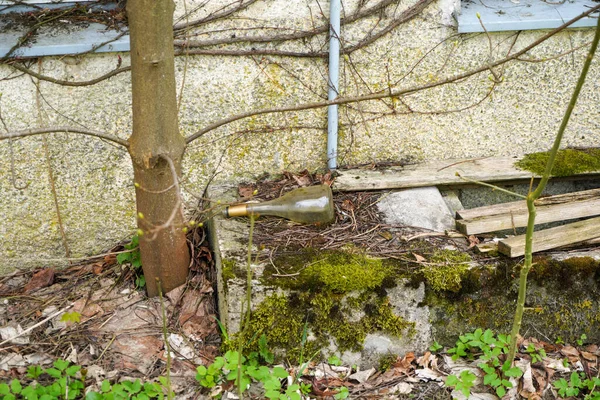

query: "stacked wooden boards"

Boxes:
[455, 188, 600, 257]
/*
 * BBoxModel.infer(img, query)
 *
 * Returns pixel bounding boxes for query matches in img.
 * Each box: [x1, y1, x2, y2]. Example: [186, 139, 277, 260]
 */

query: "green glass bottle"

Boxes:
[223, 185, 335, 224]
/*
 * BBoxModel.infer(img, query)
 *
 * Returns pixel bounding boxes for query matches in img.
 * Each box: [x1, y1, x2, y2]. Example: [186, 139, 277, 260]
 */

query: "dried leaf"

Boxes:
[348, 367, 375, 383]
[560, 345, 581, 363]
[413, 253, 426, 263]
[317, 171, 334, 186]
[417, 351, 432, 368]
[467, 235, 480, 248]
[92, 263, 104, 275]
[292, 173, 311, 187]
[581, 351, 597, 362]
[103, 254, 117, 266]
[24, 268, 55, 293]
[238, 185, 255, 198]
[341, 199, 355, 212]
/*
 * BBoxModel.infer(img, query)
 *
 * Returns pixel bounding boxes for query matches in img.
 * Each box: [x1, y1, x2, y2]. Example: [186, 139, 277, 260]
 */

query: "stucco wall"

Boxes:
[1, 0, 599, 271]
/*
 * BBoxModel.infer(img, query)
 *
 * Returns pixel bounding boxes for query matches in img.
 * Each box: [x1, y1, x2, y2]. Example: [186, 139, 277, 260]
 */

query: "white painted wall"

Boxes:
[0, 0, 598, 270]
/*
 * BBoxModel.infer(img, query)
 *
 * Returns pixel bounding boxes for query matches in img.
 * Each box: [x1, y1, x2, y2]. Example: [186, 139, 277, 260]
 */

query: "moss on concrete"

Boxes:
[262, 246, 394, 293]
[421, 250, 472, 292]
[515, 148, 600, 176]
[424, 255, 600, 346]
[233, 248, 415, 362]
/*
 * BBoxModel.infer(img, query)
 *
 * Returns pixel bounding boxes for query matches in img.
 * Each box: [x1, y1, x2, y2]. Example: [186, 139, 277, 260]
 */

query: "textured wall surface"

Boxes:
[1, 0, 599, 271]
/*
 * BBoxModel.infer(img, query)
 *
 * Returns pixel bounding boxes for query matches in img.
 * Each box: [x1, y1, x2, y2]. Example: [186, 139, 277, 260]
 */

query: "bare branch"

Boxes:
[0, 126, 129, 148]
[174, 0, 261, 31]
[185, 3, 600, 144]
[173, 0, 428, 58]
[7, 62, 131, 87]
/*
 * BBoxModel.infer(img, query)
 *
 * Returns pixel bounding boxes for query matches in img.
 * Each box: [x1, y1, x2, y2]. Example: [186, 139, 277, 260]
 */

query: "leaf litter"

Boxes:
[1, 170, 600, 398]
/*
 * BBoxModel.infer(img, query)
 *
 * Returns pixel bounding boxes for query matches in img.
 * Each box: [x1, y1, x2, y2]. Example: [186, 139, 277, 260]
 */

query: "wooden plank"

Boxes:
[333, 157, 600, 192]
[456, 194, 600, 235]
[456, 188, 600, 220]
[475, 241, 498, 253]
[497, 216, 600, 257]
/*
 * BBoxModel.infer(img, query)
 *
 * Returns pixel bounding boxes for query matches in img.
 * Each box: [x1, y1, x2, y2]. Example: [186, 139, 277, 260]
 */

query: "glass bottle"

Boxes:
[222, 185, 335, 224]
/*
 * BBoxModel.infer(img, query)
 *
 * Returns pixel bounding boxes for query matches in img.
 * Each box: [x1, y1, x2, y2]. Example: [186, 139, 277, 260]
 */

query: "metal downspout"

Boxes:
[327, 0, 341, 170]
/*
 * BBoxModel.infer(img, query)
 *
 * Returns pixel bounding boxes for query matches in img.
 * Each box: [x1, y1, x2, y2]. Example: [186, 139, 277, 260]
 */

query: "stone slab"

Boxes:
[377, 187, 456, 232]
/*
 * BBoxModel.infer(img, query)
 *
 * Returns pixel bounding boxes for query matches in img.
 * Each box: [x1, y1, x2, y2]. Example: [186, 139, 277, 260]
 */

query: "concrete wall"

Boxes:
[1, 0, 599, 271]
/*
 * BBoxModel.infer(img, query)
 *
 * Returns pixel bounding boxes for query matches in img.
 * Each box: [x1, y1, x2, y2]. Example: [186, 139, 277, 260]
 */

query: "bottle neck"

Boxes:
[246, 202, 286, 217]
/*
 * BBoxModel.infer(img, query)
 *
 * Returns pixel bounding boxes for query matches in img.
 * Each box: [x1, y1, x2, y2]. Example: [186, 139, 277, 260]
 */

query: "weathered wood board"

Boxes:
[456, 189, 600, 235]
[498, 216, 600, 257]
[333, 157, 600, 191]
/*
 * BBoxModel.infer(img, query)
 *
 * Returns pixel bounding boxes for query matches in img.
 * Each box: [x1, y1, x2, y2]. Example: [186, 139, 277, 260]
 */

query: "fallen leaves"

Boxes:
[23, 268, 54, 293]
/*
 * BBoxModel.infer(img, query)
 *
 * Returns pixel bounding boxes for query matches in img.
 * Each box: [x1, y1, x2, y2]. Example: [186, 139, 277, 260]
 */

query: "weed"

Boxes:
[445, 329, 522, 398]
[196, 339, 304, 399]
[577, 333, 588, 346]
[429, 341, 443, 353]
[524, 343, 546, 363]
[553, 371, 600, 399]
[445, 370, 477, 397]
[0, 359, 168, 399]
[334, 386, 349, 399]
[328, 355, 342, 366]
[60, 311, 81, 324]
[117, 234, 145, 288]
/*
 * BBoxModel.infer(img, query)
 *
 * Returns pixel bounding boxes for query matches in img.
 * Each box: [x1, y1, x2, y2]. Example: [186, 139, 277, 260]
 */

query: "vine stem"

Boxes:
[156, 278, 174, 400]
[506, 13, 600, 366]
[237, 215, 256, 399]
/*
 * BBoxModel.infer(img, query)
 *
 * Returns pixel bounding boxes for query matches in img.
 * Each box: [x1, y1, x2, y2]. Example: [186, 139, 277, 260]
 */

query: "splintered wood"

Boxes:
[456, 188, 600, 235]
[334, 157, 600, 192]
[456, 189, 600, 257]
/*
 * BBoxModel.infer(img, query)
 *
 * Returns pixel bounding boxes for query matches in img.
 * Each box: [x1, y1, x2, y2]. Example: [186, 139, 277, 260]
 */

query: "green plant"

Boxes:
[87, 379, 166, 399]
[117, 234, 145, 288]
[334, 386, 349, 400]
[328, 355, 342, 366]
[446, 329, 522, 398]
[447, 328, 508, 361]
[195, 348, 302, 399]
[478, 360, 523, 397]
[429, 341, 443, 353]
[554, 371, 600, 399]
[577, 333, 588, 346]
[445, 370, 477, 398]
[0, 359, 169, 400]
[525, 343, 546, 363]
[60, 311, 81, 324]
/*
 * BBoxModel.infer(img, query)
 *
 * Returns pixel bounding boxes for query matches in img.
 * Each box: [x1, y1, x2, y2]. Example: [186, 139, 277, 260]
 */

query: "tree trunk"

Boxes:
[127, 0, 190, 296]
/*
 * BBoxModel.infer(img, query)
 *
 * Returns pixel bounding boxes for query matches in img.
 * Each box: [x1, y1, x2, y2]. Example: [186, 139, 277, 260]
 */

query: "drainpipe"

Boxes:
[327, 0, 341, 170]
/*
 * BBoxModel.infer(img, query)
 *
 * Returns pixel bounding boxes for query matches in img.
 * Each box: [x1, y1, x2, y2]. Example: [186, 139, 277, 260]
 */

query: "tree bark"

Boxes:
[127, 0, 190, 296]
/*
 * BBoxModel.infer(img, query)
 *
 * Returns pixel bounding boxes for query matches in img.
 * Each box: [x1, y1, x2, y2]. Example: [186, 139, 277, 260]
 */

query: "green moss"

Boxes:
[421, 250, 472, 292]
[265, 247, 390, 293]
[378, 353, 399, 372]
[235, 294, 307, 358]
[515, 148, 600, 177]
[238, 248, 415, 360]
[221, 259, 238, 288]
[365, 297, 416, 338]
